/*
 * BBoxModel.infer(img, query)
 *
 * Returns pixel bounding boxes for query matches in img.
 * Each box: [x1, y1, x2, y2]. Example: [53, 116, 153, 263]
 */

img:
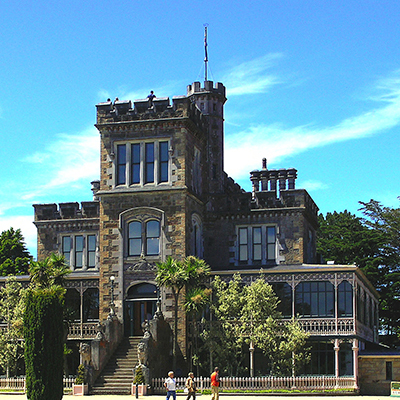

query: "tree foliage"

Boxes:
[359, 199, 400, 339]
[0, 228, 32, 276]
[317, 201, 400, 342]
[0, 277, 26, 377]
[156, 256, 211, 370]
[208, 274, 309, 376]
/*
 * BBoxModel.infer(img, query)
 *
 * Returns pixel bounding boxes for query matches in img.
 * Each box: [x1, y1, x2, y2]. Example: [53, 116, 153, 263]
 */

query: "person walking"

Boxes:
[164, 371, 177, 400]
[210, 367, 220, 400]
[185, 372, 196, 400]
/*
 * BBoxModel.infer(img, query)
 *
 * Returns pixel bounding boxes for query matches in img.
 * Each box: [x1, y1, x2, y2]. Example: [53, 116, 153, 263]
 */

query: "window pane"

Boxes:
[267, 227, 276, 260]
[83, 288, 99, 322]
[239, 228, 248, 261]
[75, 236, 83, 268]
[117, 144, 126, 185]
[87, 235, 96, 268]
[129, 222, 142, 256]
[159, 141, 169, 182]
[131, 143, 141, 184]
[145, 143, 154, 183]
[146, 220, 160, 255]
[252, 227, 261, 260]
[62, 237, 71, 265]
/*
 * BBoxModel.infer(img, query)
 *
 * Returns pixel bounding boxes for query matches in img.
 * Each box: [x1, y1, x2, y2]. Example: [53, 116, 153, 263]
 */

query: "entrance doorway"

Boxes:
[124, 283, 157, 336]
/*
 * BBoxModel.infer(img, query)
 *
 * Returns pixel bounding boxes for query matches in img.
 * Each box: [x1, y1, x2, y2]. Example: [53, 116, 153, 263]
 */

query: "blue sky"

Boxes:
[1, 0, 399, 257]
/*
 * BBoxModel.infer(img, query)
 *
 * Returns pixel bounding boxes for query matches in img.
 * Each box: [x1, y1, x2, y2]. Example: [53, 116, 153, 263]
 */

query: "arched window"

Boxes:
[128, 220, 160, 257]
[192, 214, 203, 258]
[338, 280, 353, 317]
[295, 281, 334, 317]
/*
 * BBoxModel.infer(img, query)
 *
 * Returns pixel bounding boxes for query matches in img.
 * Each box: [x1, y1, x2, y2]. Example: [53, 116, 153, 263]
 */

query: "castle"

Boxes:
[32, 80, 382, 392]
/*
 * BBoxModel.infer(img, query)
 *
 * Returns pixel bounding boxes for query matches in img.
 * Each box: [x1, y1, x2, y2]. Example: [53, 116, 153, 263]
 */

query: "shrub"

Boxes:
[24, 287, 64, 400]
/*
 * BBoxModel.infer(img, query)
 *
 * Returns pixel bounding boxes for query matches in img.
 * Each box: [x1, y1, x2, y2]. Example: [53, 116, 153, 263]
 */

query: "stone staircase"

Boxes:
[91, 336, 141, 395]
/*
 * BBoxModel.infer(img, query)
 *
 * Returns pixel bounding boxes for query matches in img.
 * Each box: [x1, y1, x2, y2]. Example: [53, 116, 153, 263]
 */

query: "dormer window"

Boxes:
[115, 140, 170, 187]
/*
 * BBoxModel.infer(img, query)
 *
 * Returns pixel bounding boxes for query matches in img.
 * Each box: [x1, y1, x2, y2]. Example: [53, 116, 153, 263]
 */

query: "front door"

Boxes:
[124, 283, 158, 337]
[125, 300, 156, 336]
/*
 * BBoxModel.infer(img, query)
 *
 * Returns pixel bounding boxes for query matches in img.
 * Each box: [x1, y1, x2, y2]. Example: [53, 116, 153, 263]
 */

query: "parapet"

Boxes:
[33, 201, 100, 221]
[95, 94, 205, 127]
[187, 81, 226, 98]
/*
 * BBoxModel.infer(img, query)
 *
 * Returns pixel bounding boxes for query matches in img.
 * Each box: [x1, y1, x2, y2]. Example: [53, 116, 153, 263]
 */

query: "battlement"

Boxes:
[96, 93, 206, 128]
[33, 201, 99, 221]
[187, 80, 226, 97]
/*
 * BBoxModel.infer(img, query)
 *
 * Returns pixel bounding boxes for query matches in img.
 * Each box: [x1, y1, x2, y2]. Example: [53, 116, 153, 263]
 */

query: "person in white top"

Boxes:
[164, 371, 176, 400]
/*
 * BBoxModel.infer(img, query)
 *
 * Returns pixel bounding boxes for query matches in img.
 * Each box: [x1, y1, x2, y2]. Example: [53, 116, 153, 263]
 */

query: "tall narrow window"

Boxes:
[386, 361, 393, 381]
[75, 235, 84, 268]
[239, 228, 248, 261]
[87, 235, 96, 268]
[128, 222, 142, 256]
[146, 220, 160, 255]
[145, 143, 154, 183]
[338, 280, 353, 317]
[131, 143, 140, 184]
[267, 226, 276, 261]
[159, 141, 169, 182]
[117, 144, 126, 185]
[62, 237, 71, 265]
[252, 227, 262, 261]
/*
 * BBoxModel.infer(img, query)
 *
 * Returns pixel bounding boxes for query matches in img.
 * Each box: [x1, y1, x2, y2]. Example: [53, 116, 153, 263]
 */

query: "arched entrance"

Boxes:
[124, 283, 157, 336]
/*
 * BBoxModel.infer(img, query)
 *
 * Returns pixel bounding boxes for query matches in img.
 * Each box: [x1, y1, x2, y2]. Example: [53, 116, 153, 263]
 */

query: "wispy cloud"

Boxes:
[223, 53, 284, 96]
[23, 126, 99, 198]
[225, 71, 400, 179]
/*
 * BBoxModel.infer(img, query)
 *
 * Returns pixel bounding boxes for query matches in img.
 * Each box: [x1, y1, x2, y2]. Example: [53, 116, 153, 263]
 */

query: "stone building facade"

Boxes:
[32, 80, 380, 386]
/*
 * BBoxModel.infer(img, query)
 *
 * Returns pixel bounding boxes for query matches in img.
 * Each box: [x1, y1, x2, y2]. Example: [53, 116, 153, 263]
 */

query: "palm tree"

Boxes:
[156, 256, 210, 371]
[29, 254, 70, 289]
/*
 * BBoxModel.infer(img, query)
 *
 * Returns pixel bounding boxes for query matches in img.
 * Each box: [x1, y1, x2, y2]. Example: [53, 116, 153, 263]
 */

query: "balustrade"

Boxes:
[68, 322, 98, 339]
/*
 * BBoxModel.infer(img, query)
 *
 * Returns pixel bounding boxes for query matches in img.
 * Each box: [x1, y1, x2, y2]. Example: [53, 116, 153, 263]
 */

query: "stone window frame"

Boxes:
[120, 207, 165, 261]
[61, 232, 99, 271]
[114, 139, 171, 188]
[236, 224, 277, 266]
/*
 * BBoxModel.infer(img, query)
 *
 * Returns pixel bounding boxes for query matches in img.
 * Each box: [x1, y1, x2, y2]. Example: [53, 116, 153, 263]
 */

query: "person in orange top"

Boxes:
[210, 367, 220, 400]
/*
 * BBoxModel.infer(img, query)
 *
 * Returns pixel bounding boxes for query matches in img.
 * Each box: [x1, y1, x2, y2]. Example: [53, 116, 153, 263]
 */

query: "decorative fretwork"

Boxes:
[64, 279, 99, 294]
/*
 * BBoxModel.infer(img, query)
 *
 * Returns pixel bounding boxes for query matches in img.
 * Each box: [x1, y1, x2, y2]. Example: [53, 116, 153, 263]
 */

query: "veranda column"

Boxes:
[352, 339, 359, 389]
[249, 341, 255, 378]
[334, 339, 340, 378]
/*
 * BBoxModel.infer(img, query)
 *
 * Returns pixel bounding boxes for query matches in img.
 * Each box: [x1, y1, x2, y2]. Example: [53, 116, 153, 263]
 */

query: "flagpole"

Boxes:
[204, 24, 208, 81]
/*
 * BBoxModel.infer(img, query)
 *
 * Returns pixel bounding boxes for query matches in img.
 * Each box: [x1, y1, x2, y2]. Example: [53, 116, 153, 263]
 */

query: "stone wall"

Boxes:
[359, 355, 400, 395]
